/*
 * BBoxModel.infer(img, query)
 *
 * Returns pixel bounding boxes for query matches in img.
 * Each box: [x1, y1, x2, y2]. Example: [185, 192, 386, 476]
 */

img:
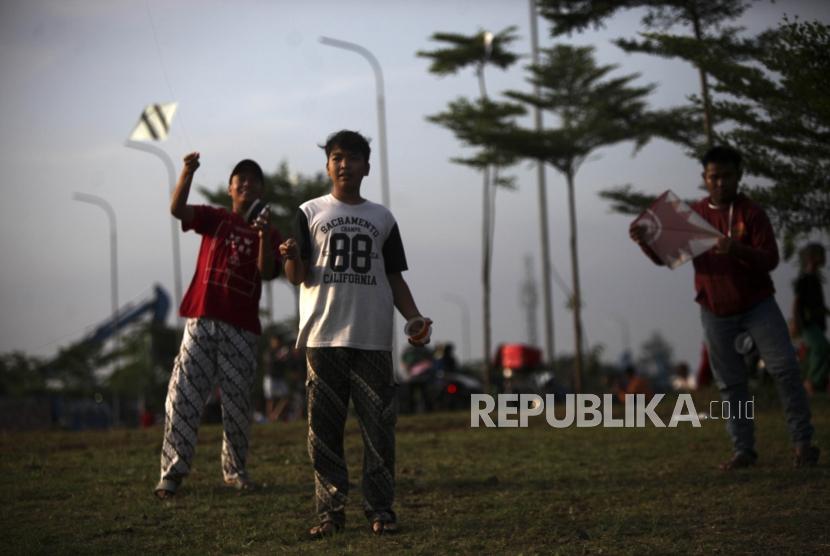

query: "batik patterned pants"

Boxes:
[156, 318, 258, 493]
[306, 347, 397, 527]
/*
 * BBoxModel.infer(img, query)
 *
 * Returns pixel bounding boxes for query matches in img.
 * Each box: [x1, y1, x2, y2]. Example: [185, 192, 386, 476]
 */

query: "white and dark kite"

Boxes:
[128, 102, 177, 142]
[632, 190, 723, 269]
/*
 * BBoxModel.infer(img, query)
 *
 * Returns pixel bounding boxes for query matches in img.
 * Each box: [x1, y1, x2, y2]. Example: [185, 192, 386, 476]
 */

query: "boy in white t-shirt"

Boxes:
[280, 130, 431, 538]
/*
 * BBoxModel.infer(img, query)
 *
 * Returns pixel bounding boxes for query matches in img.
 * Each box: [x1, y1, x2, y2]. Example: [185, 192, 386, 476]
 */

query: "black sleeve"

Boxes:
[383, 223, 408, 274]
[293, 209, 312, 260]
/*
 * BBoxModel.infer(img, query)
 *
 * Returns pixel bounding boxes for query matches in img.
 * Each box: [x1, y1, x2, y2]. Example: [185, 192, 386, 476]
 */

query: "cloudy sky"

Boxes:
[1, 0, 828, 377]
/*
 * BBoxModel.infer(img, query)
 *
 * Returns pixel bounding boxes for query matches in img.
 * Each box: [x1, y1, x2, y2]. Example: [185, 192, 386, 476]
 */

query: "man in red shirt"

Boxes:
[631, 146, 819, 470]
[154, 152, 281, 498]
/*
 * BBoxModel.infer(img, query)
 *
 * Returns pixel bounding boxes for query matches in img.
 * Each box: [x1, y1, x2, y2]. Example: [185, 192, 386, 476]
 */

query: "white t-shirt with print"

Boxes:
[294, 194, 407, 350]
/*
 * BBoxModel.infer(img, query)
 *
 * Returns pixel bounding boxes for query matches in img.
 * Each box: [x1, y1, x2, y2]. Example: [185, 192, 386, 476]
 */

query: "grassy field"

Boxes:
[1, 391, 829, 555]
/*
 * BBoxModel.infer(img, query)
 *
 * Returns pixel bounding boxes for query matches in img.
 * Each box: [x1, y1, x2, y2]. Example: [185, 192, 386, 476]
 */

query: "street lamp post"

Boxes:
[478, 31, 494, 393]
[318, 36, 391, 209]
[125, 140, 183, 322]
[73, 192, 120, 423]
[529, 0, 556, 368]
[73, 192, 119, 336]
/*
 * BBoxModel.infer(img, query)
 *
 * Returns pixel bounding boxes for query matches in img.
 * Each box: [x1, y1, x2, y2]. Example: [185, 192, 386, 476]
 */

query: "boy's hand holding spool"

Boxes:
[246, 199, 272, 239]
[404, 316, 433, 347]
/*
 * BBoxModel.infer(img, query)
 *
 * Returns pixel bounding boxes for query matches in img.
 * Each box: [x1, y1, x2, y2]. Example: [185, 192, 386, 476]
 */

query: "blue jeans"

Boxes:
[701, 296, 813, 456]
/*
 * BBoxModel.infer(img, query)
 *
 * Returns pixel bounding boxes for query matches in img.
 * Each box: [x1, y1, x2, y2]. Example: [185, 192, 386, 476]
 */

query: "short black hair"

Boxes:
[321, 130, 371, 162]
[701, 145, 742, 171]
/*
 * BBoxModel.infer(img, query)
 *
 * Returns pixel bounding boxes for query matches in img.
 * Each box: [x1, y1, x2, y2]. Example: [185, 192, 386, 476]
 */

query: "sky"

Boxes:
[1, 0, 828, 378]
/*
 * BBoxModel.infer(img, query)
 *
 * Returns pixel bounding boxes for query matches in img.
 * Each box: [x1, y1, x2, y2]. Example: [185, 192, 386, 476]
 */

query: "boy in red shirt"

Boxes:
[154, 152, 281, 498]
[630, 146, 819, 470]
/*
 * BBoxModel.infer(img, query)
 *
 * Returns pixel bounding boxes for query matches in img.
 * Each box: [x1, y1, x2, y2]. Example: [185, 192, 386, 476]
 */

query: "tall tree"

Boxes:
[418, 28, 521, 390]
[508, 45, 653, 392]
[459, 45, 653, 392]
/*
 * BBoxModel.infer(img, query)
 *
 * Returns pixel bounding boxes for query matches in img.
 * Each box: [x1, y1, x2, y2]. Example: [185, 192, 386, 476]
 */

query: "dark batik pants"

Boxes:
[156, 318, 258, 494]
[306, 347, 397, 526]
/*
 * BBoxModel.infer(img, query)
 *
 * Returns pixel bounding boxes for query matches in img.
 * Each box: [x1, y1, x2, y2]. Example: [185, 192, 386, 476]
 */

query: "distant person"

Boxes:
[614, 365, 654, 403]
[154, 153, 282, 498]
[280, 130, 431, 537]
[671, 362, 695, 392]
[436, 342, 459, 374]
[630, 145, 819, 470]
[402, 344, 435, 413]
[792, 243, 829, 395]
[262, 334, 292, 422]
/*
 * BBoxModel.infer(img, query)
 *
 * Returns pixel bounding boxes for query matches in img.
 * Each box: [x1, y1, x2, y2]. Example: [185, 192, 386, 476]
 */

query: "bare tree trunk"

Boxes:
[690, 3, 714, 147]
[566, 169, 583, 392]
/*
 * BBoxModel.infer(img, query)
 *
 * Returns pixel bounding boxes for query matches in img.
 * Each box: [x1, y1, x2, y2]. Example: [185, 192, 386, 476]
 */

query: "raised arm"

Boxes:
[170, 151, 199, 226]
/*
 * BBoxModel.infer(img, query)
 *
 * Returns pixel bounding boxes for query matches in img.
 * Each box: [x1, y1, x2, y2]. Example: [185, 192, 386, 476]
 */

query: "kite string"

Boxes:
[145, 0, 193, 152]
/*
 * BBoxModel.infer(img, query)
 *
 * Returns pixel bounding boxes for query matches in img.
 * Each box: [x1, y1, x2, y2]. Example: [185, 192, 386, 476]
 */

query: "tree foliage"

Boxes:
[540, 2, 829, 250]
[0, 352, 46, 398]
[418, 26, 523, 175]
[417, 27, 520, 76]
[106, 323, 179, 411]
[500, 45, 654, 171]
[427, 97, 525, 173]
[538, 0, 751, 42]
[539, 0, 756, 149]
[706, 18, 830, 249]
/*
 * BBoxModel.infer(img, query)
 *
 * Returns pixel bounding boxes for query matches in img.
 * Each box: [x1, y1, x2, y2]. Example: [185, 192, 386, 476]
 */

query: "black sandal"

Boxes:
[154, 488, 175, 500]
[309, 521, 341, 539]
[719, 451, 756, 471]
[371, 517, 399, 536]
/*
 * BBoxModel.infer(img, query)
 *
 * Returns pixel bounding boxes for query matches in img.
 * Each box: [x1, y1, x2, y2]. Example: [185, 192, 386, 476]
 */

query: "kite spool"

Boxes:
[404, 316, 432, 344]
[245, 199, 270, 225]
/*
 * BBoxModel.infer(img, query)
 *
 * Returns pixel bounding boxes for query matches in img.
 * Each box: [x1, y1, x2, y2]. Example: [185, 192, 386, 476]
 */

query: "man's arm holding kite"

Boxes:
[713, 208, 778, 272]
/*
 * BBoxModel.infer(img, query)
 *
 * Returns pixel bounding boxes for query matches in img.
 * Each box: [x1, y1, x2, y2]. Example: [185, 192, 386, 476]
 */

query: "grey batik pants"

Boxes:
[156, 318, 258, 493]
[306, 348, 398, 526]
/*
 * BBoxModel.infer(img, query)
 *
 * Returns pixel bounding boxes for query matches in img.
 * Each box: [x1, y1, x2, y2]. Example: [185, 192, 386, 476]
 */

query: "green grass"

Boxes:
[1, 391, 829, 555]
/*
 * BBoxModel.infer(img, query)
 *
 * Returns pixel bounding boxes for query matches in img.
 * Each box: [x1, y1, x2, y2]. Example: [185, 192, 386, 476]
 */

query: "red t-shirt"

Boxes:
[179, 205, 282, 334]
[690, 193, 778, 316]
